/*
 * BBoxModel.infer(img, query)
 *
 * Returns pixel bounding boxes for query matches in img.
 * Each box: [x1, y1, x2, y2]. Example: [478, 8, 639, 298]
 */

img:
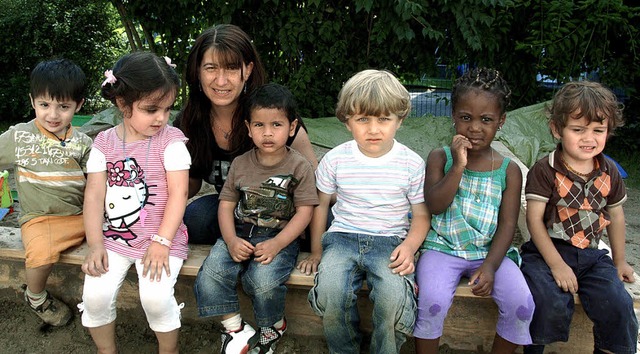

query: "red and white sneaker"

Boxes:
[221, 321, 256, 354]
[249, 318, 287, 354]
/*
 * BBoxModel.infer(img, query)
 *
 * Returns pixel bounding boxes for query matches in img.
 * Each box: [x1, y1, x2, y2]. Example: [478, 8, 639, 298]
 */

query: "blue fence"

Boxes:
[409, 89, 452, 118]
[407, 76, 452, 118]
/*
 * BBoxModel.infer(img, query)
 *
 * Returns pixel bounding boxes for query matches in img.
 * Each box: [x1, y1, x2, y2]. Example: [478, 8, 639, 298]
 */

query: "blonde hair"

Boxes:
[547, 81, 624, 137]
[335, 69, 411, 123]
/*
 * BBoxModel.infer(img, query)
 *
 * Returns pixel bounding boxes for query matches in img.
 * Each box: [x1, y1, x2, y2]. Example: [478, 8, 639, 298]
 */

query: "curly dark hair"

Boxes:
[451, 67, 512, 115]
[547, 80, 624, 137]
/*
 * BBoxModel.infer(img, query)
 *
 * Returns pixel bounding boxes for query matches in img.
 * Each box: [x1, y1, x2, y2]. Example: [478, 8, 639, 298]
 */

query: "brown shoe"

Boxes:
[23, 285, 72, 326]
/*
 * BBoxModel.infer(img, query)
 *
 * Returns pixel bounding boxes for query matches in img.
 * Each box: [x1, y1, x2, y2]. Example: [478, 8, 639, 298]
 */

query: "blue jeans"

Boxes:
[184, 194, 334, 247]
[184, 194, 221, 245]
[308, 232, 418, 354]
[194, 225, 299, 327]
[520, 240, 638, 354]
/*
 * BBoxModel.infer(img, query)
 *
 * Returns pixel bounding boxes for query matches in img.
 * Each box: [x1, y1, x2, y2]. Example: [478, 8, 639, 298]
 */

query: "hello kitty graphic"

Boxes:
[103, 157, 155, 245]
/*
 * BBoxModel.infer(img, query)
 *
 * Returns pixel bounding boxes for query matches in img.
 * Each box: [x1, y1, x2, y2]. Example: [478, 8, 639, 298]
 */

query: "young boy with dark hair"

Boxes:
[0, 58, 91, 326]
[194, 83, 318, 354]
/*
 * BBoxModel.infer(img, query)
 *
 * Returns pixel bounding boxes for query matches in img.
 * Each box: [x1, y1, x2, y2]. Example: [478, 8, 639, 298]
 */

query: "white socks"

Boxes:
[25, 287, 47, 308]
[221, 313, 243, 332]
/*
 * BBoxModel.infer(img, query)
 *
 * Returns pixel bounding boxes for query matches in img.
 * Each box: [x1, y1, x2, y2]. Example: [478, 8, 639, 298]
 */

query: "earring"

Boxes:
[199, 83, 202, 92]
[243, 83, 247, 94]
[498, 126, 502, 131]
[452, 122, 456, 127]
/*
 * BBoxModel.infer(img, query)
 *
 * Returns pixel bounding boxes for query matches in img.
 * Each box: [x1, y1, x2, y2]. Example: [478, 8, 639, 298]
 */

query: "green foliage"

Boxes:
[2, 0, 639, 151]
[0, 0, 126, 123]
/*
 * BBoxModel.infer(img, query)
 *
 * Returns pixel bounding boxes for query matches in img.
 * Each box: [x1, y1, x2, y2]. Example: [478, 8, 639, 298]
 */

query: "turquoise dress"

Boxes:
[422, 146, 520, 264]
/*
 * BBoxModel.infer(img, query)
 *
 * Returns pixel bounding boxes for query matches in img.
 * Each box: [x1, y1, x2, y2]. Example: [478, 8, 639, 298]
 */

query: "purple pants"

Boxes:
[413, 250, 534, 345]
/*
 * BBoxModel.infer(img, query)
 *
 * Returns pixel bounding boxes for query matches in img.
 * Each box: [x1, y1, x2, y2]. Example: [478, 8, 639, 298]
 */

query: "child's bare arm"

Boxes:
[527, 199, 578, 293]
[142, 169, 189, 282]
[607, 204, 635, 283]
[82, 171, 109, 276]
[425, 146, 464, 214]
[255, 204, 314, 265]
[297, 191, 331, 274]
[389, 202, 430, 276]
[219, 200, 254, 263]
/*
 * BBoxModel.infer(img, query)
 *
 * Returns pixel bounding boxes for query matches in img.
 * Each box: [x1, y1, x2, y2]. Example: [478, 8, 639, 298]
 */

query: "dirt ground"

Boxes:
[1, 177, 639, 353]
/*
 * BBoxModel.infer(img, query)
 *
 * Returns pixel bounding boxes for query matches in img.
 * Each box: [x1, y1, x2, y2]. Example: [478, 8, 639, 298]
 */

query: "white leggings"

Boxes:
[80, 249, 184, 332]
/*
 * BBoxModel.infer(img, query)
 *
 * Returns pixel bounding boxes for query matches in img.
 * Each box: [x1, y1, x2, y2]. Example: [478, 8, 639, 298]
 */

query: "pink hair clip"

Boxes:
[164, 56, 177, 68]
[101, 70, 117, 87]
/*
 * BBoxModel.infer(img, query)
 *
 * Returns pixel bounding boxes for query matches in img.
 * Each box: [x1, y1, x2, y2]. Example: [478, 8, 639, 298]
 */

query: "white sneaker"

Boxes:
[250, 318, 287, 354]
[221, 321, 256, 354]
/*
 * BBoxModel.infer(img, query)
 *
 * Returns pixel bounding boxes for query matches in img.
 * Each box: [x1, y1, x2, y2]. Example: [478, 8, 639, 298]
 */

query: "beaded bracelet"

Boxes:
[151, 234, 172, 247]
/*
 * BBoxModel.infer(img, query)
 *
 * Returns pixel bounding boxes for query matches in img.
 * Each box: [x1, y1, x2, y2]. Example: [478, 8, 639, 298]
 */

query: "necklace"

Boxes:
[472, 149, 494, 203]
[53, 125, 71, 146]
[559, 154, 593, 178]
[213, 119, 231, 140]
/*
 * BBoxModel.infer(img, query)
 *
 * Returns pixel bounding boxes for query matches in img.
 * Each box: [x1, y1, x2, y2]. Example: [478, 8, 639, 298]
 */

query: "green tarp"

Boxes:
[78, 103, 557, 168]
[305, 102, 556, 167]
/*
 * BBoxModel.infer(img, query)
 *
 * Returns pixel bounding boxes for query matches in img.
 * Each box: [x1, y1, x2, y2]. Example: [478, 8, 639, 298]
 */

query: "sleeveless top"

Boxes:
[422, 146, 520, 264]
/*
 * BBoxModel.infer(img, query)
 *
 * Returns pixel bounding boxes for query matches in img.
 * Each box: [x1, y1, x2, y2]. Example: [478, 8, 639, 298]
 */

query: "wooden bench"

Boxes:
[2, 225, 639, 354]
[1, 141, 639, 352]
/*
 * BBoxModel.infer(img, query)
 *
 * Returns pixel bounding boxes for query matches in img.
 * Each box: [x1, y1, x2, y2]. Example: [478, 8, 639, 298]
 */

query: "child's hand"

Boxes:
[550, 262, 578, 294]
[616, 261, 636, 283]
[227, 236, 255, 263]
[254, 238, 284, 265]
[389, 243, 417, 276]
[451, 134, 472, 168]
[297, 252, 321, 275]
[469, 263, 495, 297]
[82, 246, 109, 277]
[142, 242, 171, 282]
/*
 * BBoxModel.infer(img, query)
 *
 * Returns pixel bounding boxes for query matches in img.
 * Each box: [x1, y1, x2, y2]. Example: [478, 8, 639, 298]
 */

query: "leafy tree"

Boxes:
[2, 0, 639, 127]
[0, 0, 126, 122]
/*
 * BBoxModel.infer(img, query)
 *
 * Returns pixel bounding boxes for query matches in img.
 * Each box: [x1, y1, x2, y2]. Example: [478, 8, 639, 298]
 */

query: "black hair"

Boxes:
[246, 83, 299, 123]
[30, 59, 86, 104]
[177, 24, 267, 162]
[101, 51, 180, 108]
[451, 67, 512, 115]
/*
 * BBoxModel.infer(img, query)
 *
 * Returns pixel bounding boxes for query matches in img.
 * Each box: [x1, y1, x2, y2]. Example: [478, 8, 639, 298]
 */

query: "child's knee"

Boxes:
[81, 290, 116, 318]
[372, 276, 418, 336]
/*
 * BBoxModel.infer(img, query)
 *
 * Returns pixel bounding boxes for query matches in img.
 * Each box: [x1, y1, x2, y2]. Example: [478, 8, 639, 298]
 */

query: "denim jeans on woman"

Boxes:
[183, 193, 221, 245]
[194, 226, 299, 327]
[308, 232, 418, 354]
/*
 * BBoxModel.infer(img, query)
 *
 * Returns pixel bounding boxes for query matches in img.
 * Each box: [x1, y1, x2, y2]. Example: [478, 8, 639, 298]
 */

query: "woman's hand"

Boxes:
[82, 245, 109, 277]
[297, 252, 321, 275]
[142, 242, 171, 282]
